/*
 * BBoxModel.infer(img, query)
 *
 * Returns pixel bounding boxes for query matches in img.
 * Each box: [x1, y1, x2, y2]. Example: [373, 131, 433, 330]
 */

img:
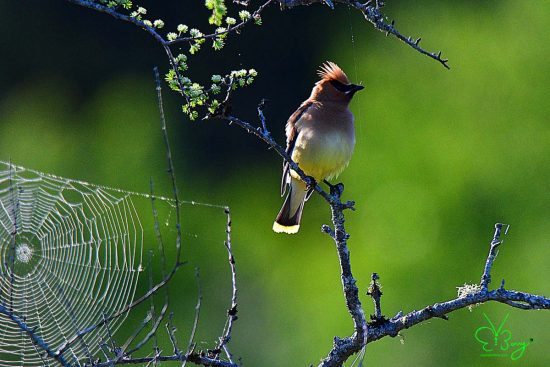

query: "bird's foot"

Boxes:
[324, 180, 344, 197]
[304, 176, 317, 191]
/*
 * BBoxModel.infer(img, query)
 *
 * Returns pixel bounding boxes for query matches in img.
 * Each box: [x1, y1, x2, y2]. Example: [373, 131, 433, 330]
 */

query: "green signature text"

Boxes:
[474, 313, 532, 361]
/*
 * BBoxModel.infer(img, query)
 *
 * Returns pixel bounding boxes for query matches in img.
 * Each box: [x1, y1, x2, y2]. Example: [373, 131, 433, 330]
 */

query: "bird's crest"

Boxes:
[317, 61, 350, 85]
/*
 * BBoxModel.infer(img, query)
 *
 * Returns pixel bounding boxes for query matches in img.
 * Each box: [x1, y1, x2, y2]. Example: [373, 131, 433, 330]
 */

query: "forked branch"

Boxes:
[366, 224, 550, 344]
[65, 0, 449, 69]
[9, 2, 548, 367]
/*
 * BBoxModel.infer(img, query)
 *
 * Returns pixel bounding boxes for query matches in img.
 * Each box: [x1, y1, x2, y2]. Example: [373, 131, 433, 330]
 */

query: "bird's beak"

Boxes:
[346, 84, 364, 94]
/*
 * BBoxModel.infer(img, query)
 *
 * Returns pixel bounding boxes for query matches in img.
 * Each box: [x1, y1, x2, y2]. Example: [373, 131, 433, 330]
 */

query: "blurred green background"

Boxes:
[1, 0, 549, 366]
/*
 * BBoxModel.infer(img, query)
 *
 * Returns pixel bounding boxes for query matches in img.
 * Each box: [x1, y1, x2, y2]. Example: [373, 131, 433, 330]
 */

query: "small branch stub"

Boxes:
[367, 273, 385, 323]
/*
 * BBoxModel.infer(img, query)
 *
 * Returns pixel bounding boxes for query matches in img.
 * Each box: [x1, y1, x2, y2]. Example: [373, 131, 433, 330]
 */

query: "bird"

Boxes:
[273, 61, 363, 234]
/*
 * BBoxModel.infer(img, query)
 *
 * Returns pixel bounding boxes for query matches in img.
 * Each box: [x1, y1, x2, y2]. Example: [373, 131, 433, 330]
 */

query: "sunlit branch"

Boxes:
[166, 0, 275, 46]
[366, 224, 550, 344]
[65, 0, 449, 71]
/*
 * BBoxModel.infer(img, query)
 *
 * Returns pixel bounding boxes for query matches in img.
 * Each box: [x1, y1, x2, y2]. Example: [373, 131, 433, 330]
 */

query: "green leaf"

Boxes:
[205, 0, 227, 26]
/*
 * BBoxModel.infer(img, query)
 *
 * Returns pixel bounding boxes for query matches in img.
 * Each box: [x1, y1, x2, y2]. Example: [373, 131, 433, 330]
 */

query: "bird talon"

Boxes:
[333, 183, 344, 197]
[305, 176, 317, 191]
[324, 180, 344, 197]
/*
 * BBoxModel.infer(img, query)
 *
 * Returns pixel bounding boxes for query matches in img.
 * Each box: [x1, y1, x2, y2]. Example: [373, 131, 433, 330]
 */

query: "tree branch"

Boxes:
[18, 3, 549, 367]
[366, 224, 550, 344]
[217, 111, 365, 366]
[214, 207, 238, 362]
[166, 0, 276, 46]
[316, 186, 366, 367]
[480, 223, 508, 290]
[54, 67, 186, 358]
[65, 0, 449, 69]
[0, 303, 71, 367]
[279, 0, 450, 69]
[65, 0, 166, 44]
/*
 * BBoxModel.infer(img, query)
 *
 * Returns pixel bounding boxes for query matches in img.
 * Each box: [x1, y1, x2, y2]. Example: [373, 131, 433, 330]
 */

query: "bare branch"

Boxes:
[182, 268, 203, 367]
[480, 223, 508, 290]
[367, 224, 550, 344]
[367, 273, 384, 322]
[125, 304, 169, 357]
[317, 185, 366, 367]
[0, 304, 71, 367]
[65, 0, 166, 44]
[214, 207, 238, 362]
[368, 289, 550, 343]
[218, 110, 366, 366]
[166, 313, 181, 357]
[55, 67, 186, 358]
[26, 3, 550, 367]
[66, 0, 449, 71]
[279, 0, 450, 68]
[154, 67, 184, 264]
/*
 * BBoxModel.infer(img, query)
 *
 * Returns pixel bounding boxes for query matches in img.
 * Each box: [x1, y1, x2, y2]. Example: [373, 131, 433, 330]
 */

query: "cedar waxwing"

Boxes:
[273, 61, 363, 234]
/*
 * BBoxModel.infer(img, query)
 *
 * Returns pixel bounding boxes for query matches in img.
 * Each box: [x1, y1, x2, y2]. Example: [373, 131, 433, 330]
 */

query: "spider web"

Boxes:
[0, 161, 146, 366]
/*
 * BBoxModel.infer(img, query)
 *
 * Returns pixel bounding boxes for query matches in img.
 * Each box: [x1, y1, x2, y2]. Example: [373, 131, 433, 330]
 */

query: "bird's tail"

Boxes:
[273, 178, 307, 234]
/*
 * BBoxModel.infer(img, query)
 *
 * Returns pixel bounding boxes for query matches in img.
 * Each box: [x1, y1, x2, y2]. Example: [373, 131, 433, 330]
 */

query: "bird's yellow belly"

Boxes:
[291, 129, 355, 182]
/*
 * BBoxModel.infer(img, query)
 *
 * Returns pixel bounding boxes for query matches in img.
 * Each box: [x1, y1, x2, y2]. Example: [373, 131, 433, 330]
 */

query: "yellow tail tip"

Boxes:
[272, 222, 300, 234]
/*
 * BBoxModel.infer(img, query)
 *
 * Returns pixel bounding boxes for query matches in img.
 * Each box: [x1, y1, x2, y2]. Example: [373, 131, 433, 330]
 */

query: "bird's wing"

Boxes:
[281, 101, 314, 196]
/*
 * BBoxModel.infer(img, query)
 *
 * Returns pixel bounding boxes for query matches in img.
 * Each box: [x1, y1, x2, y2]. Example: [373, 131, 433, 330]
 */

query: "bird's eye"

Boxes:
[329, 80, 348, 92]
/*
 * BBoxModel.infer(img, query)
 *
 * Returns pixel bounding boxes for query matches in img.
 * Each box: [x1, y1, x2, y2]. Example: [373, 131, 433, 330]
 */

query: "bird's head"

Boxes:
[312, 61, 364, 103]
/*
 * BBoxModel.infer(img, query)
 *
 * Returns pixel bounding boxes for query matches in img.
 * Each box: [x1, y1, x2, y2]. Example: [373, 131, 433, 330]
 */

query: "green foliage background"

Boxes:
[0, 1, 548, 366]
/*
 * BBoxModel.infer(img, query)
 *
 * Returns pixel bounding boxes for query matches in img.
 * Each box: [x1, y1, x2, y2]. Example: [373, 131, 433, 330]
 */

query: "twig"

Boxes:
[66, 0, 449, 74]
[7, 161, 17, 313]
[214, 208, 238, 362]
[120, 312, 153, 356]
[278, 0, 450, 68]
[102, 312, 120, 357]
[359, 3, 449, 69]
[368, 289, 550, 343]
[480, 223, 508, 290]
[367, 224, 550, 343]
[121, 253, 161, 359]
[166, 0, 276, 46]
[210, 109, 362, 366]
[121, 67, 183, 359]
[367, 273, 384, 322]
[101, 166, 174, 363]
[215, 110, 363, 365]
[93, 353, 238, 367]
[155, 67, 184, 266]
[118, 180, 173, 357]
[0, 304, 71, 367]
[257, 99, 270, 136]
[222, 114, 347, 209]
[55, 67, 185, 358]
[151, 179, 169, 278]
[65, 0, 165, 44]
[166, 313, 181, 356]
[125, 303, 169, 357]
[182, 268, 203, 367]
